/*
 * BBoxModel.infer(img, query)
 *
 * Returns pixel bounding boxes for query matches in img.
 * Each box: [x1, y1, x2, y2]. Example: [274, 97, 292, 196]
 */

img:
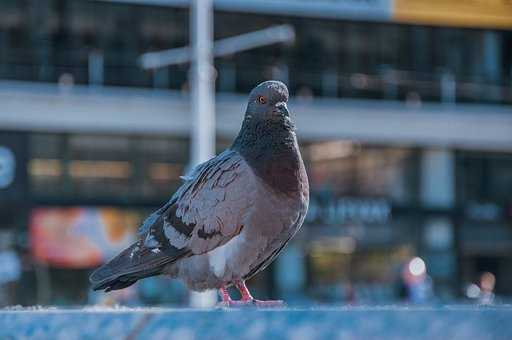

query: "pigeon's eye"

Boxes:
[257, 96, 267, 105]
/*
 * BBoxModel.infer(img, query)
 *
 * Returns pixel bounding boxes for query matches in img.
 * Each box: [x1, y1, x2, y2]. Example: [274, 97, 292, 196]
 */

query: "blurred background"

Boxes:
[0, 0, 510, 307]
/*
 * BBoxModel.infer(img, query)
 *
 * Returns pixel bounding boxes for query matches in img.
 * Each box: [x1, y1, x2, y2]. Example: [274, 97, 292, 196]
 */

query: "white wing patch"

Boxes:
[207, 232, 246, 278]
[143, 233, 160, 248]
[163, 218, 190, 249]
[129, 245, 140, 259]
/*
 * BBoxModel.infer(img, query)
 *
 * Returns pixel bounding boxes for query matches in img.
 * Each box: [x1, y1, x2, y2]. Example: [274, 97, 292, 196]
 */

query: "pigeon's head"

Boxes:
[245, 80, 289, 120]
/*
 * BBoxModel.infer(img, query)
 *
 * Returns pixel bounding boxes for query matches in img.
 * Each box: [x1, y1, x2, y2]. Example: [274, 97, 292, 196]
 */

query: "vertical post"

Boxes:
[322, 69, 338, 97]
[189, 0, 217, 308]
[420, 149, 454, 208]
[440, 71, 456, 105]
[88, 49, 104, 87]
[420, 149, 457, 296]
[190, 0, 215, 166]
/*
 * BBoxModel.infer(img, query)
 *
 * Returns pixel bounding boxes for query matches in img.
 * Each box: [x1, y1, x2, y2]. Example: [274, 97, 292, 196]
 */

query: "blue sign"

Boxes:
[0, 146, 15, 190]
[100, 0, 392, 21]
[215, 0, 392, 21]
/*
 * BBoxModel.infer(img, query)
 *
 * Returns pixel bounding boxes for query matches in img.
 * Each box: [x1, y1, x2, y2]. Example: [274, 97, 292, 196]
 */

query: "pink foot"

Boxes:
[216, 281, 286, 308]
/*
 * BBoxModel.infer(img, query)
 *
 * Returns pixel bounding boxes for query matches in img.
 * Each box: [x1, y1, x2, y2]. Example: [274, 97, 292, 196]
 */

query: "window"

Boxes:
[29, 133, 189, 203]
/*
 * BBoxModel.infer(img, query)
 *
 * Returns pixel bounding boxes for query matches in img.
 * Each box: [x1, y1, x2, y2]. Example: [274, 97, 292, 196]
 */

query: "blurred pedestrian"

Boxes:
[399, 257, 433, 304]
[478, 272, 496, 305]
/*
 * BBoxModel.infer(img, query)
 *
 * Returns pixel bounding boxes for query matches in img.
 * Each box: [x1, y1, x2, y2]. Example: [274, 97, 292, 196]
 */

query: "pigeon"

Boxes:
[90, 80, 309, 306]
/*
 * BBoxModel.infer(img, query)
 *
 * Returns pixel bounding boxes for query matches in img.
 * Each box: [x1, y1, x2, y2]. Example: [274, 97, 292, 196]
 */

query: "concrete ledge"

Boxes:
[0, 305, 511, 339]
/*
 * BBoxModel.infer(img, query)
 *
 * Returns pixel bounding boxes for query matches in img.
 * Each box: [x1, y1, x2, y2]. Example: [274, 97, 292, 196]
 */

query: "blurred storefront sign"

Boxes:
[0, 132, 28, 205]
[393, 0, 512, 29]
[30, 207, 139, 268]
[465, 202, 505, 222]
[0, 146, 15, 189]
[307, 195, 391, 225]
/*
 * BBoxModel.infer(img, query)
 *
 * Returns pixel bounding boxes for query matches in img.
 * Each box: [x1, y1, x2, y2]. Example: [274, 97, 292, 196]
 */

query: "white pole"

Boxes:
[189, 0, 217, 308]
[190, 0, 215, 166]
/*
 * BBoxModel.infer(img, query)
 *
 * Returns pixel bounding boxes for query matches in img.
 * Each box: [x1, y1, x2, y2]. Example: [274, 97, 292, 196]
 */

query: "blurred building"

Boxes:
[0, 0, 511, 305]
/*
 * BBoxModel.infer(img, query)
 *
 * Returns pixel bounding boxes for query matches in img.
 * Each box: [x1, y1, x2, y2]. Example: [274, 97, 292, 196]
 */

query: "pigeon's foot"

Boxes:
[217, 281, 286, 308]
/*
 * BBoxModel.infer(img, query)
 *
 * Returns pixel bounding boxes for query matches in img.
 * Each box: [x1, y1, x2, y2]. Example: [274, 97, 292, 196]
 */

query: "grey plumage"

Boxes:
[90, 80, 309, 293]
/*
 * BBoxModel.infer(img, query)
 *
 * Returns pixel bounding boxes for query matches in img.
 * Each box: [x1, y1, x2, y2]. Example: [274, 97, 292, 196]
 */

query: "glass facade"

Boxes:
[0, 1, 510, 306]
[7, 132, 190, 305]
[297, 143, 421, 303]
[457, 151, 512, 297]
[29, 133, 188, 204]
[0, 129, 510, 304]
[0, 1, 510, 104]
[0, 131, 274, 305]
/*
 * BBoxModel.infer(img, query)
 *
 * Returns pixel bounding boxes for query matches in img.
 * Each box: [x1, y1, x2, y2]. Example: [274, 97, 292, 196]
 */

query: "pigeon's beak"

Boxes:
[275, 102, 289, 117]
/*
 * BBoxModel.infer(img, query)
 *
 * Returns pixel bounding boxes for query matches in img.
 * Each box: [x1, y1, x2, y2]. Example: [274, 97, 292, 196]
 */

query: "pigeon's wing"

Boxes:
[143, 149, 255, 255]
[90, 149, 255, 291]
[89, 239, 189, 291]
[137, 149, 238, 236]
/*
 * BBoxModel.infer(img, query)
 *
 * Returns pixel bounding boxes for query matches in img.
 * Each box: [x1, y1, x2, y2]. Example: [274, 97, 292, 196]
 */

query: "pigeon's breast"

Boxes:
[206, 146, 309, 282]
[208, 165, 307, 284]
[261, 135, 308, 198]
[171, 154, 308, 290]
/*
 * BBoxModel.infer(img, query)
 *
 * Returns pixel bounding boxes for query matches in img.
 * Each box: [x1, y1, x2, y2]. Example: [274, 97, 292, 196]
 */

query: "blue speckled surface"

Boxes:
[0, 305, 510, 340]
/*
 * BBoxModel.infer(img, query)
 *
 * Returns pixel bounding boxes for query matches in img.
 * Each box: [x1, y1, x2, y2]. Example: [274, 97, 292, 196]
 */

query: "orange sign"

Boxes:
[393, 0, 512, 29]
[30, 207, 139, 268]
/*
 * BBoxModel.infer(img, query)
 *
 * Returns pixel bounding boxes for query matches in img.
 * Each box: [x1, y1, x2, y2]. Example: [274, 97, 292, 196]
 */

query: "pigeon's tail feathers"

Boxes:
[89, 242, 189, 292]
